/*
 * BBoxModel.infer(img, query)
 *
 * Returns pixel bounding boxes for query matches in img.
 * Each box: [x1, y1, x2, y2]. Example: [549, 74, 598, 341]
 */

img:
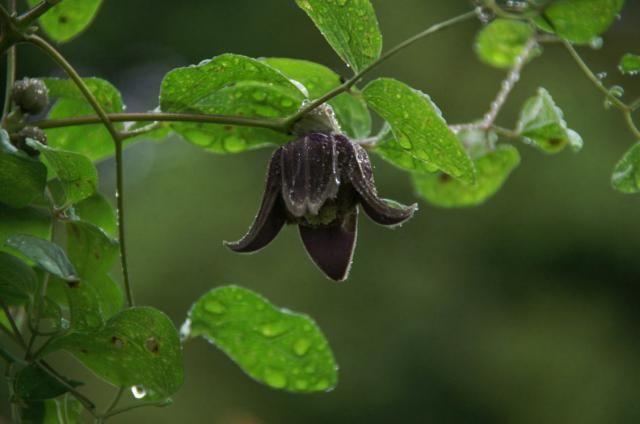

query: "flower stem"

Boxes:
[26, 34, 136, 307]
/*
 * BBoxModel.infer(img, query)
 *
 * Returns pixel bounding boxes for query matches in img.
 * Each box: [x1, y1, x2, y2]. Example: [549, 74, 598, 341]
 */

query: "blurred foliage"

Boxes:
[2, 1, 640, 423]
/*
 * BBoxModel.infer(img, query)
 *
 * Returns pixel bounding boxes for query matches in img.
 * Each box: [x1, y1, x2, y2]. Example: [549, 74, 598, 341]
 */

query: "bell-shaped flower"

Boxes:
[225, 132, 417, 281]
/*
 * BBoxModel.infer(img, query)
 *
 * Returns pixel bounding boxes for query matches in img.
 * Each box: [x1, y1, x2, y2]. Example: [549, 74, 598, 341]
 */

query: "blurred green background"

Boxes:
[3, 1, 640, 423]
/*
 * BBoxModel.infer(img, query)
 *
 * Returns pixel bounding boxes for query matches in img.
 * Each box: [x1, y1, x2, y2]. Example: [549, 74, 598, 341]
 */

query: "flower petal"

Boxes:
[344, 141, 417, 226]
[280, 133, 341, 217]
[298, 208, 358, 281]
[225, 150, 286, 253]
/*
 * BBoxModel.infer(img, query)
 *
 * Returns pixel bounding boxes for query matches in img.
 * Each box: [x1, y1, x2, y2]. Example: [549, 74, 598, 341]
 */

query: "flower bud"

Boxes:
[12, 78, 50, 115]
[10, 126, 48, 157]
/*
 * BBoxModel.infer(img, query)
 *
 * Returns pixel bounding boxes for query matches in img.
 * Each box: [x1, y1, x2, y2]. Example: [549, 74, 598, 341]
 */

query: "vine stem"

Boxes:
[283, 9, 479, 128]
[1, 300, 26, 349]
[31, 9, 479, 136]
[33, 111, 286, 131]
[26, 34, 135, 307]
[36, 360, 98, 417]
[562, 40, 640, 140]
[16, 0, 61, 28]
[480, 38, 536, 128]
[1, 0, 16, 125]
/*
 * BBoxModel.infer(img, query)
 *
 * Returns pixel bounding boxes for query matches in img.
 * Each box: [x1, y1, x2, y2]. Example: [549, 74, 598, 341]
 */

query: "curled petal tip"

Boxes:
[299, 209, 358, 281]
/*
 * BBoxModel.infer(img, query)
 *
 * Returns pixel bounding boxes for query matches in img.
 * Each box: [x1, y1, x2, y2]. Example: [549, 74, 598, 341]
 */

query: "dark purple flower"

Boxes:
[225, 132, 417, 281]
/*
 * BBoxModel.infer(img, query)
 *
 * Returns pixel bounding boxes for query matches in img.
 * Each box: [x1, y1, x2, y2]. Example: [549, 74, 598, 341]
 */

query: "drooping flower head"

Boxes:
[225, 132, 417, 281]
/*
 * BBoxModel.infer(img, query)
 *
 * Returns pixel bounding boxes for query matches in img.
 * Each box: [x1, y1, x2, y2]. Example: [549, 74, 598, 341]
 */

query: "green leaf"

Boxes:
[475, 19, 536, 69]
[63, 220, 123, 329]
[611, 142, 640, 193]
[26, 0, 102, 43]
[21, 395, 83, 424]
[414, 145, 521, 207]
[0, 130, 47, 208]
[372, 124, 437, 174]
[14, 364, 82, 401]
[262, 58, 371, 138]
[48, 307, 184, 400]
[534, 0, 625, 44]
[516, 87, 583, 154]
[184, 285, 337, 393]
[28, 140, 98, 205]
[73, 193, 116, 236]
[0, 204, 52, 257]
[0, 252, 38, 305]
[363, 78, 476, 184]
[160, 54, 305, 153]
[295, 0, 382, 73]
[619, 53, 640, 75]
[42, 78, 124, 161]
[5, 235, 78, 282]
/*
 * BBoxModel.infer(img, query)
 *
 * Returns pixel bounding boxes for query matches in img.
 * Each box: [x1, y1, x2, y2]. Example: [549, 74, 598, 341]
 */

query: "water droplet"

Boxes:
[608, 85, 624, 98]
[589, 37, 603, 50]
[260, 321, 287, 337]
[596, 72, 607, 80]
[293, 338, 311, 356]
[252, 91, 267, 101]
[314, 379, 330, 391]
[224, 136, 247, 153]
[281, 98, 294, 108]
[294, 379, 309, 390]
[264, 369, 287, 389]
[131, 385, 147, 399]
[205, 300, 226, 314]
[397, 133, 412, 150]
[179, 319, 191, 341]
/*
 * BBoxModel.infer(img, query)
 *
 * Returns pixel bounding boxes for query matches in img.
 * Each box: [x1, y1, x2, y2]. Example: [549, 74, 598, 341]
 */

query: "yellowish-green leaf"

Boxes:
[414, 145, 520, 207]
[184, 285, 338, 393]
[364, 78, 475, 184]
[295, 0, 382, 73]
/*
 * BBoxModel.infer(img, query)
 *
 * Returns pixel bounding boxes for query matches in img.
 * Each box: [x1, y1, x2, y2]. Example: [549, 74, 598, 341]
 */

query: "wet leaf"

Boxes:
[295, 0, 382, 73]
[26, 0, 103, 43]
[160, 54, 305, 153]
[364, 78, 475, 184]
[516, 87, 583, 153]
[0, 204, 52, 257]
[611, 142, 640, 193]
[262, 58, 371, 138]
[0, 251, 38, 305]
[42, 78, 124, 161]
[184, 285, 338, 393]
[414, 145, 521, 207]
[5, 235, 78, 282]
[534, 0, 625, 44]
[619, 53, 640, 75]
[48, 307, 184, 400]
[21, 395, 83, 424]
[475, 19, 536, 69]
[73, 193, 116, 236]
[28, 141, 98, 205]
[372, 124, 438, 174]
[14, 364, 82, 401]
[62, 220, 123, 329]
[0, 130, 47, 208]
